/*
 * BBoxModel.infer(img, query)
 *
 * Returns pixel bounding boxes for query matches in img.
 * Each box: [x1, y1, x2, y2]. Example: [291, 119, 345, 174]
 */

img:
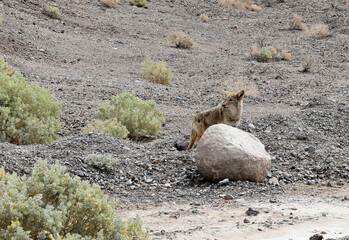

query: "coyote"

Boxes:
[187, 90, 245, 149]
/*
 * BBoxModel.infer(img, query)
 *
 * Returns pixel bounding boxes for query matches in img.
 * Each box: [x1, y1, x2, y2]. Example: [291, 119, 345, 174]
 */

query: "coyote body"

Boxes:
[187, 90, 245, 149]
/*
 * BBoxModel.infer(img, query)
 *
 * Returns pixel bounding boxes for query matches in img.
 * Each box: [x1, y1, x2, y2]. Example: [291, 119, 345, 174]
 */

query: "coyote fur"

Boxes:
[187, 90, 245, 149]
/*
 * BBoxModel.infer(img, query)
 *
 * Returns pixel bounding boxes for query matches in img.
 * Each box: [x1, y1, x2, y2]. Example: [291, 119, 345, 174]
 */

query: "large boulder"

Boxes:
[195, 124, 271, 182]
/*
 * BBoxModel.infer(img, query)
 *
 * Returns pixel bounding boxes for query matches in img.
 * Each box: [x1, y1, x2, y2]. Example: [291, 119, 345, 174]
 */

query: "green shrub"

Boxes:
[0, 159, 151, 240]
[99, 0, 120, 8]
[169, 32, 194, 49]
[43, 6, 61, 19]
[128, 0, 147, 7]
[251, 45, 290, 62]
[200, 13, 208, 23]
[141, 58, 172, 86]
[86, 92, 165, 139]
[82, 118, 129, 139]
[0, 56, 61, 145]
[86, 154, 119, 171]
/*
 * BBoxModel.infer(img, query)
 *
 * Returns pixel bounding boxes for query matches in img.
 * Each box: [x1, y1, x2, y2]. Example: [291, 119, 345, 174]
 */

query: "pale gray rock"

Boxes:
[195, 124, 271, 182]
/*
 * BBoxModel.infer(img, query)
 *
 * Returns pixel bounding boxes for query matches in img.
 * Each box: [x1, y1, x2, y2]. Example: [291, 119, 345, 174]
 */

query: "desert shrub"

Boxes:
[100, 0, 120, 7]
[169, 32, 193, 49]
[0, 56, 61, 145]
[288, 14, 307, 31]
[300, 56, 316, 73]
[82, 118, 129, 139]
[251, 45, 290, 62]
[281, 50, 291, 61]
[43, 6, 61, 19]
[306, 24, 330, 39]
[128, 0, 147, 7]
[0, 159, 151, 240]
[141, 58, 172, 86]
[220, 0, 261, 11]
[86, 92, 165, 139]
[200, 13, 208, 23]
[86, 154, 119, 171]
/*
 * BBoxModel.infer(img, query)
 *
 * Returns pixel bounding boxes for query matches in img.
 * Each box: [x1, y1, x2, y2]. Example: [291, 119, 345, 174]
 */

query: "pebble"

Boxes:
[224, 194, 234, 200]
[243, 218, 250, 223]
[126, 179, 133, 185]
[269, 177, 279, 186]
[246, 208, 260, 216]
[218, 178, 229, 186]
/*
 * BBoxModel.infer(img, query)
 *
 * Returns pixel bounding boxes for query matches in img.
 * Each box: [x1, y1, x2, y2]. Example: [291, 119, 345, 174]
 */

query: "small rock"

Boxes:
[309, 234, 323, 240]
[246, 208, 259, 216]
[126, 179, 133, 185]
[145, 178, 153, 183]
[305, 146, 316, 154]
[164, 183, 171, 188]
[224, 194, 234, 200]
[193, 201, 201, 206]
[269, 199, 277, 203]
[269, 177, 279, 186]
[75, 170, 85, 177]
[218, 178, 229, 185]
[243, 218, 250, 223]
[174, 138, 189, 151]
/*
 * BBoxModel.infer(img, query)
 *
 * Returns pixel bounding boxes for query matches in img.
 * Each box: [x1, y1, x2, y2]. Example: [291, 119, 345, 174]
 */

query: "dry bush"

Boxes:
[169, 32, 194, 49]
[200, 13, 208, 23]
[141, 58, 172, 85]
[128, 0, 147, 7]
[288, 14, 308, 31]
[220, 0, 261, 11]
[300, 56, 316, 73]
[43, 6, 61, 19]
[99, 0, 120, 7]
[281, 50, 291, 61]
[251, 44, 291, 62]
[306, 24, 330, 39]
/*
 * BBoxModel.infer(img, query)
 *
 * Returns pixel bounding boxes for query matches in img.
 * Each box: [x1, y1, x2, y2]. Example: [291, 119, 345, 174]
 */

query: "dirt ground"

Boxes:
[0, 0, 348, 239]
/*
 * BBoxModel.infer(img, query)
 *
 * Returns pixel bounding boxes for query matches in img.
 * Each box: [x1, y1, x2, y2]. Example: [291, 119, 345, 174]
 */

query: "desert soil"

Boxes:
[0, 0, 348, 239]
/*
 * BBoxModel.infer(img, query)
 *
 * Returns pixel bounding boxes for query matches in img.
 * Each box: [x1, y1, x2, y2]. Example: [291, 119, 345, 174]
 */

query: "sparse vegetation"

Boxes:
[43, 6, 61, 19]
[84, 92, 165, 139]
[220, 0, 261, 11]
[141, 58, 173, 86]
[99, 0, 120, 8]
[0, 159, 151, 240]
[169, 32, 194, 49]
[288, 13, 307, 31]
[281, 50, 291, 61]
[128, 0, 147, 7]
[251, 45, 291, 62]
[300, 56, 316, 73]
[287, 14, 330, 39]
[0, 56, 61, 145]
[306, 24, 330, 39]
[86, 154, 119, 171]
[200, 13, 208, 23]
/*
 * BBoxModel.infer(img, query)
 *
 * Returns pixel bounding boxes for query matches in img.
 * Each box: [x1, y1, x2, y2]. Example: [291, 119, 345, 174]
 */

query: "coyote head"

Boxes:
[221, 90, 245, 112]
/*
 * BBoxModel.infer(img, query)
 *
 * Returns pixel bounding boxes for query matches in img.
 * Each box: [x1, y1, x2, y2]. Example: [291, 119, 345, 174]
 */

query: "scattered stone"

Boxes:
[174, 138, 189, 151]
[218, 178, 229, 185]
[246, 208, 260, 216]
[196, 124, 271, 182]
[269, 177, 279, 186]
[126, 179, 132, 185]
[243, 218, 250, 223]
[224, 194, 234, 200]
[75, 170, 85, 177]
[309, 234, 323, 240]
[305, 146, 316, 154]
[193, 201, 201, 206]
[270, 199, 277, 203]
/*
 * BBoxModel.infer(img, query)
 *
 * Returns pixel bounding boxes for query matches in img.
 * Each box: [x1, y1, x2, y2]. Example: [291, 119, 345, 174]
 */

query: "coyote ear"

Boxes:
[222, 90, 230, 95]
[237, 90, 245, 100]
